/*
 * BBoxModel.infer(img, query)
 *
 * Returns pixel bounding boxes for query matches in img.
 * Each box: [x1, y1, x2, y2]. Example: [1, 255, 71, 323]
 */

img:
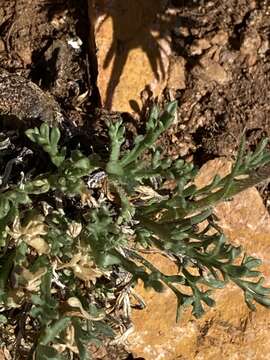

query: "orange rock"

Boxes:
[128, 159, 270, 360]
[93, 0, 170, 112]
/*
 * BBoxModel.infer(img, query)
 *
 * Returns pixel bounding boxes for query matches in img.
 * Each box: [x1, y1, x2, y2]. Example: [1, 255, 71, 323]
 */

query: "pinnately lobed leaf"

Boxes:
[0, 102, 270, 358]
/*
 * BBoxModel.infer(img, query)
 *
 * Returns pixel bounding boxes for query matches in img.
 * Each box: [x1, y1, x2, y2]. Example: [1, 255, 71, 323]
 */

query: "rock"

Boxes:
[175, 26, 190, 38]
[190, 39, 211, 56]
[0, 69, 63, 127]
[240, 30, 262, 67]
[219, 49, 238, 65]
[210, 30, 229, 46]
[128, 159, 270, 360]
[193, 57, 229, 85]
[93, 0, 170, 112]
[195, 159, 270, 258]
[259, 40, 269, 56]
[167, 56, 186, 91]
[17, 46, 32, 66]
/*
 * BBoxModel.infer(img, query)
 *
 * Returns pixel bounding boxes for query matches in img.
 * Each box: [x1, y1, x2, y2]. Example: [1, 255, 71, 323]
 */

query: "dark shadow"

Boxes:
[228, 10, 252, 50]
[30, 43, 59, 90]
[125, 355, 145, 360]
[129, 100, 141, 114]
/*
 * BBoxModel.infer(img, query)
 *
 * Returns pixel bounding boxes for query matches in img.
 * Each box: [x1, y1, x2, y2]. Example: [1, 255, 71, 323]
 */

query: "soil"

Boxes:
[168, 0, 270, 209]
[0, 0, 92, 125]
[0, 0, 270, 358]
[171, 0, 270, 157]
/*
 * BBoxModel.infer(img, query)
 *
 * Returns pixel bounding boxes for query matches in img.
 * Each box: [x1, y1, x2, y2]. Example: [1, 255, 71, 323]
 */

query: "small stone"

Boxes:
[240, 30, 262, 66]
[0, 38, 5, 52]
[191, 28, 200, 36]
[50, 9, 68, 30]
[219, 49, 238, 64]
[258, 39, 269, 56]
[17, 46, 32, 66]
[167, 56, 186, 91]
[190, 38, 211, 55]
[211, 30, 229, 46]
[175, 26, 189, 37]
[193, 57, 229, 85]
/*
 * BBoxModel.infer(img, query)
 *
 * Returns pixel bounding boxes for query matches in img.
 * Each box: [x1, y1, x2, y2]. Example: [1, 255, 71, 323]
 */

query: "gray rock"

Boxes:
[0, 68, 63, 127]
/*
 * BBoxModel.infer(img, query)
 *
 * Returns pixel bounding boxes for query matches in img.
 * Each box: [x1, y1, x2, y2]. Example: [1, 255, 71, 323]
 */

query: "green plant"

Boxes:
[0, 103, 270, 358]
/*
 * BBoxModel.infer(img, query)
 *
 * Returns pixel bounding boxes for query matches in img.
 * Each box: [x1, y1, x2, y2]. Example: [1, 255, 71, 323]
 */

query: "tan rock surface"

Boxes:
[190, 39, 211, 56]
[240, 30, 262, 67]
[167, 56, 186, 92]
[128, 159, 270, 360]
[93, 0, 171, 112]
[193, 57, 230, 85]
[210, 30, 229, 46]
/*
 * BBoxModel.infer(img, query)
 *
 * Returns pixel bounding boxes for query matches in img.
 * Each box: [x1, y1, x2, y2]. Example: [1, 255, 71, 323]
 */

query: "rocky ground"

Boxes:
[0, 0, 270, 359]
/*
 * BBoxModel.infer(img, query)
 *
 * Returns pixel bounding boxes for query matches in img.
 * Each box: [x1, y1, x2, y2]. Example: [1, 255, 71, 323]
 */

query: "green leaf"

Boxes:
[73, 319, 91, 360]
[119, 101, 177, 168]
[8, 190, 31, 205]
[25, 127, 39, 143]
[26, 125, 65, 167]
[0, 198, 10, 219]
[50, 127, 61, 149]
[40, 317, 71, 346]
[35, 345, 64, 360]
[40, 123, 50, 142]
[0, 314, 7, 324]
[24, 178, 50, 194]
[164, 100, 178, 117]
[0, 250, 15, 290]
[97, 253, 122, 267]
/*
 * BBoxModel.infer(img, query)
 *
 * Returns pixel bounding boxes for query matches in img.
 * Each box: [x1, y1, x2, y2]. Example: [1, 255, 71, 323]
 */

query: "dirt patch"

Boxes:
[0, 0, 92, 126]
[2, 0, 269, 162]
[174, 0, 270, 157]
[168, 0, 270, 209]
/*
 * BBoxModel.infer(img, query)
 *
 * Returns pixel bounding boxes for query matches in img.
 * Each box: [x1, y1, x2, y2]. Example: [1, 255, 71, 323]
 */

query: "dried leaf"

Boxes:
[66, 297, 105, 320]
[21, 267, 47, 291]
[135, 185, 165, 200]
[9, 215, 49, 254]
[26, 237, 49, 255]
[58, 253, 103, 283]
[66, 222, 82, 238]
[53, 325, 79, 354]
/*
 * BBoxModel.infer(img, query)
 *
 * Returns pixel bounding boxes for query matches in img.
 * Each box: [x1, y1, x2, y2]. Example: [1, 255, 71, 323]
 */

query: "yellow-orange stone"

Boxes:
[93, 0, 170, 112]
[128, 159, 270, 360]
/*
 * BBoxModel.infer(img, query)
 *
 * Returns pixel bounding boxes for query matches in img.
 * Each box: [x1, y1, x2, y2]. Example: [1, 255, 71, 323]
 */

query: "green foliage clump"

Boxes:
[0, 102, 270, 358]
